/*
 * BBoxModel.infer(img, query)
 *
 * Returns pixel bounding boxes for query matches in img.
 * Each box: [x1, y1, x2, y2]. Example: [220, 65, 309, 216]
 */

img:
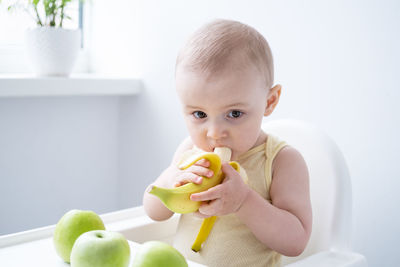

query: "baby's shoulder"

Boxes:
[171, 137, 194, 165]
[272, 145, 308, 178]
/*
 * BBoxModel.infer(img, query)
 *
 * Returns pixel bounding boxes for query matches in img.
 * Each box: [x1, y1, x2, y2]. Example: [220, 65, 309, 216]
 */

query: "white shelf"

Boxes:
[0, 74, 143, 97]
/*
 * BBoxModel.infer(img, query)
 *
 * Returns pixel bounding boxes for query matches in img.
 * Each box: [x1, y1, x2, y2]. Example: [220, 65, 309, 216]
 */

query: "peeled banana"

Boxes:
[148, 146, 246, 252]
[147, 147, 233, 214]
[189, 148, 244, 252]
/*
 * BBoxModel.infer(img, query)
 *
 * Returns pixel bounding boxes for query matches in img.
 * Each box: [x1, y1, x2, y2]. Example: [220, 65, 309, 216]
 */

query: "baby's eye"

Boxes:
[193, 111, 207, 119]
[227, 110, 243, 119]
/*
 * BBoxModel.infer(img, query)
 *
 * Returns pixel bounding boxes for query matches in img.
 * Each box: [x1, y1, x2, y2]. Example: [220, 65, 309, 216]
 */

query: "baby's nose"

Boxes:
[206, 122, 227, 140]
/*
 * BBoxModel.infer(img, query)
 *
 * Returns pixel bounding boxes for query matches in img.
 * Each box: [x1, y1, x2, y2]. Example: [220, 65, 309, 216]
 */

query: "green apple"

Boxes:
[70, 230, 131, 267]
[53, 209, 105, 263]
[131, 241, 188, 267]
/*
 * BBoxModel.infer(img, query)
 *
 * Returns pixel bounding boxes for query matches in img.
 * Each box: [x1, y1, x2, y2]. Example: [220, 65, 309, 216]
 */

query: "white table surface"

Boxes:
[0, 236, 204, 267]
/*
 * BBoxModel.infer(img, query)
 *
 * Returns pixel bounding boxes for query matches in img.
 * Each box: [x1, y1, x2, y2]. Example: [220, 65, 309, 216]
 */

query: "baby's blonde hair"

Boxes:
[176, 19, 274, 89]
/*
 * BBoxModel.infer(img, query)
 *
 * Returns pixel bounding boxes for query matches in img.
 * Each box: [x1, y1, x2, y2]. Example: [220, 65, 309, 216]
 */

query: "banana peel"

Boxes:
[191, 161, 246, 252]
[191, 216, 217, 252]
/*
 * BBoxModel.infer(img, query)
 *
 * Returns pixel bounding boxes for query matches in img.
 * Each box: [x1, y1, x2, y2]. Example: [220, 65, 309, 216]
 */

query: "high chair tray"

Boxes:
[0, 206, 367, 267]
[0, 238, 204, 267]
[0, 207, 204, 267]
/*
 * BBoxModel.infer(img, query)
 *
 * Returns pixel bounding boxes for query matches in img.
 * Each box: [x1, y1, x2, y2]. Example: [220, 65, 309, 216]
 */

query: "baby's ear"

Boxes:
[264, 84, 282, 116]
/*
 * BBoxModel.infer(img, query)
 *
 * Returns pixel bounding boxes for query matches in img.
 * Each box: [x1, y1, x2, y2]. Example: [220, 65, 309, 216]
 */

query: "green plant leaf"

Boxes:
[3, 0, 80, 28]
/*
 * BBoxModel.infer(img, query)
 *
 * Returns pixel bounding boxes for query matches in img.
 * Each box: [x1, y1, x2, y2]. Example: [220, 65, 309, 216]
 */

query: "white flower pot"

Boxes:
[25, 27, 81, 77]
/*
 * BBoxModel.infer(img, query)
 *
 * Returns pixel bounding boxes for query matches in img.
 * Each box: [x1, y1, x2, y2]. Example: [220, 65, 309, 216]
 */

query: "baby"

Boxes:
[143, 19, 312, 267]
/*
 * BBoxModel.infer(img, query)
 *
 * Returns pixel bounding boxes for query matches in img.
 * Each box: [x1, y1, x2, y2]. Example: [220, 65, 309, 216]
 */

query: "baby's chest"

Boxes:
[240, 157, 269, 200]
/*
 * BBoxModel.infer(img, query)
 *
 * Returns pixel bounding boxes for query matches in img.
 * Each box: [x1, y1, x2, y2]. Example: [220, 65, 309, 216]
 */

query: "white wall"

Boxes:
[0, 97, 121, 234]
[1, 1, 398, 266]
[90, 0, 400, 266]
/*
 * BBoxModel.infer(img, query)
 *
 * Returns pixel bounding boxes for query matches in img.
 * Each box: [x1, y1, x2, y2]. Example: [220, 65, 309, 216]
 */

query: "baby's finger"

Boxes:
[193, 210, 212, 218]
[186, 165, 214, 178]
[194, 158, 210, 168]
[175, 172, 203, 187]
[198, 199, 222, 216]
[190, 184, 222, 201]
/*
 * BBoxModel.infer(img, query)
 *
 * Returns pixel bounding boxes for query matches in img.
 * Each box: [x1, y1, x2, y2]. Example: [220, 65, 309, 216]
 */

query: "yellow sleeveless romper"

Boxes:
[173, 134, 288, 267]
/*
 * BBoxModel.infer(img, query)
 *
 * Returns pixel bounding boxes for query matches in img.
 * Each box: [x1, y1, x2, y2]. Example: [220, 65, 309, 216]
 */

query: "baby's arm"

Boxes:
[191, 146, 312, 256]
[143, 137, 213, 221]
[238, 147, 312, 256]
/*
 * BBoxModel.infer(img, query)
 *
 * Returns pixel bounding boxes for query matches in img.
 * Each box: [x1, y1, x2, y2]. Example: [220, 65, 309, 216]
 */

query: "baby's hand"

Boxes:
[173, 158, 214, 187]
[190, 162, 250, 218]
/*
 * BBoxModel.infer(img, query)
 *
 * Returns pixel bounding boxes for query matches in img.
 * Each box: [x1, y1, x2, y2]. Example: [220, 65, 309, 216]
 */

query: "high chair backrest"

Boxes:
[262, 119, 352, 264]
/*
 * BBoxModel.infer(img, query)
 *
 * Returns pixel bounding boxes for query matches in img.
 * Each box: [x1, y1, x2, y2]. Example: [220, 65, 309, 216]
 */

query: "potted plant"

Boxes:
[2, 0, 83, 76]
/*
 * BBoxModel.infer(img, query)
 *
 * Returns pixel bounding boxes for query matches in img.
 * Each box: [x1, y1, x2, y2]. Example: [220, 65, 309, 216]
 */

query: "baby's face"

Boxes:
[176, 66, 268, 160]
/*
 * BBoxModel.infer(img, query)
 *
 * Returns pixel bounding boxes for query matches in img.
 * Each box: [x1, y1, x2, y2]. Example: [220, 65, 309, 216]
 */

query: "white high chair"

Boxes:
[119, 119, 367, 266]
[262, 119, 367, 266]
